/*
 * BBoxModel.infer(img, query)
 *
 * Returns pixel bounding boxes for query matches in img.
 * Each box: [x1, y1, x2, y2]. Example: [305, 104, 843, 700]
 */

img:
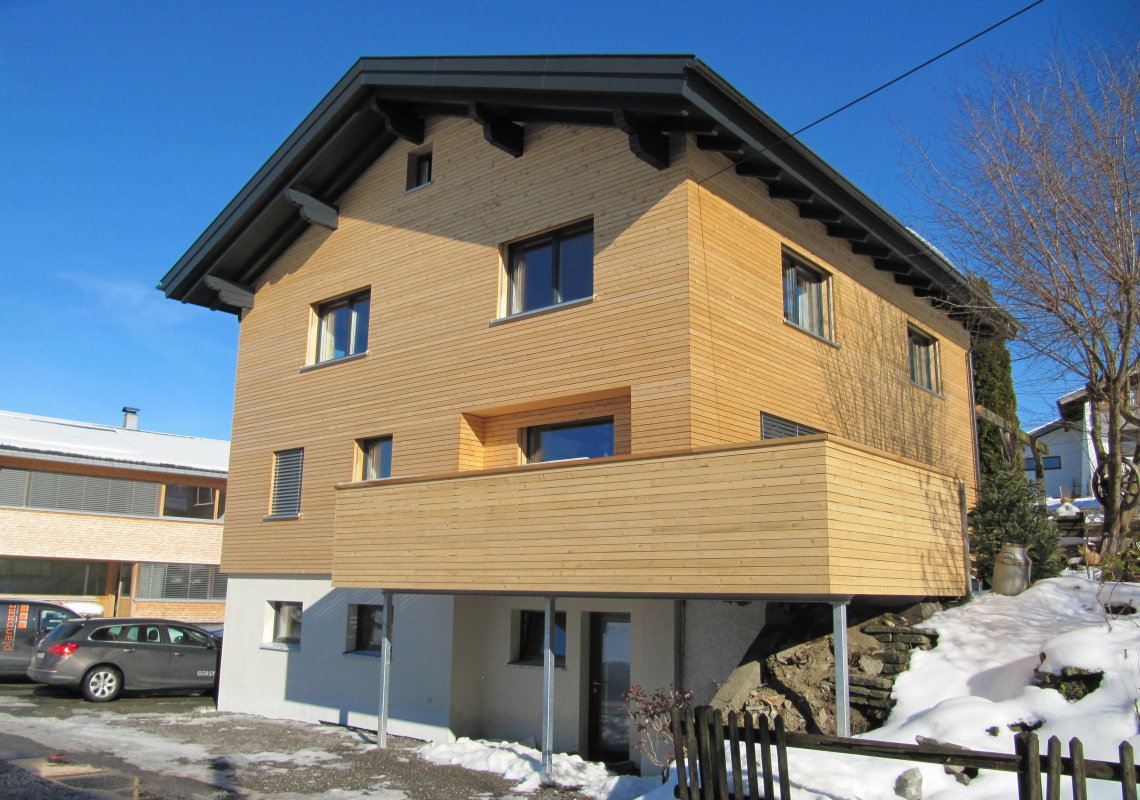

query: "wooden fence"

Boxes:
[670, 704, 1140, 800]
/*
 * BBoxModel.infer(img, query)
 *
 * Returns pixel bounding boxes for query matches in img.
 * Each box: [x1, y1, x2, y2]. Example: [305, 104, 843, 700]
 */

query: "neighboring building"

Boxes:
[0, 408, 229, 622]
[1024, 386, 1139, 498]
[159, 56, 1003, 768]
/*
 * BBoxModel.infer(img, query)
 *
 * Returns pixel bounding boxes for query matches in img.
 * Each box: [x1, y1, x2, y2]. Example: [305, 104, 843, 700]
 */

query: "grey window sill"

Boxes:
[300, 351, 368, 373]
[491, 296, 594, 326]
[259, 642, 300, 653]
[263, 514, 301, 522]
[402, 181, 432, 195]
[783, 319, 841, 349]
[911, 382, 947, 401]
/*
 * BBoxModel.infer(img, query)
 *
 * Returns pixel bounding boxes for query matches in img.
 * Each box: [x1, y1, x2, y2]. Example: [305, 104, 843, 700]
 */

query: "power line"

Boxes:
[698, 0, 1046, 185]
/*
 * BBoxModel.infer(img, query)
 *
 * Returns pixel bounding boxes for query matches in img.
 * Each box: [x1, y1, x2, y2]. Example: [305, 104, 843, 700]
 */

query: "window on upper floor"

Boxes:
[505, 221, 593, 317]
[162, 485, 224, 520]
[407, 150, 432, 190]
[314, 291, 370, 364]
[357, 437, 392, 482]
[269, 448, 304, 518]
[908, 327, 940, 393]
[524, 417, 614, 464]
[782, 253, 832, 340]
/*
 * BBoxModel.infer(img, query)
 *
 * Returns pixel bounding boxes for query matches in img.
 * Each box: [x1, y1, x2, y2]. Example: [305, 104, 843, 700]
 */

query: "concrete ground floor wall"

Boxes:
[216, 576, 767, 776]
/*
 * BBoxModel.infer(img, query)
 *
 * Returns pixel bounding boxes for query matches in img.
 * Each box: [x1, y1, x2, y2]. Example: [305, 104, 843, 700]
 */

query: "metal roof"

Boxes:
[0, 409, 229, 478]
[159, 54, 1007, 336]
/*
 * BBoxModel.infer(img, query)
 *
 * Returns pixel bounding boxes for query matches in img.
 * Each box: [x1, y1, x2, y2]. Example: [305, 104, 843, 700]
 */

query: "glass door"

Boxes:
[587, 612, 631, 763]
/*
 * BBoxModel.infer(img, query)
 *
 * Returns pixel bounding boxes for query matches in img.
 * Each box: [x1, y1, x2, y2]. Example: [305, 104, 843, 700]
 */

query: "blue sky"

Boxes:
[0, 0, 1133, 440]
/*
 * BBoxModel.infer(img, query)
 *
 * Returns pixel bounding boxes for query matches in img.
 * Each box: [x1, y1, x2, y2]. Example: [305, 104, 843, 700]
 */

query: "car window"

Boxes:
[166, 626, 210, 648]
[120, 625, 165, 644]
[38, 609, 74, 635]
[44, 621, 83, 642]
[90, 626, 127, 642]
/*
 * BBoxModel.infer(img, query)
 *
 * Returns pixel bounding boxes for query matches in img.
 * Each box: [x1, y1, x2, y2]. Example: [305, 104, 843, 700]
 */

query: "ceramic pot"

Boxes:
[991, 543, 1032, 596]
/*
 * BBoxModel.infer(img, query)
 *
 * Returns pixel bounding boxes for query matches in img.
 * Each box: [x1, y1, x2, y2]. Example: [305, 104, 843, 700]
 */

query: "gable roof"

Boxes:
[158, 54, 1007, 336]
[0, 409, 229, 478]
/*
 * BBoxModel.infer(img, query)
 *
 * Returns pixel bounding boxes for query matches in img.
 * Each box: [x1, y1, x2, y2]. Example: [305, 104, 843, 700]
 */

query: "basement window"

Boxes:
[513, 610, 566, 667]
[346, 603, 385, 654]
[272, 601, 303, 645]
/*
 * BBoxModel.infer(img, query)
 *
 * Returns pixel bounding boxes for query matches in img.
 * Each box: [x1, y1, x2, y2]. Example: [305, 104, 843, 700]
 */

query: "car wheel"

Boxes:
[81, 665, 122, 702]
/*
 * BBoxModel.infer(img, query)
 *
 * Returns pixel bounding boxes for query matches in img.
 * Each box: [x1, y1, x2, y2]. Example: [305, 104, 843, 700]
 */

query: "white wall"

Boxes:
[1024, 427, 1091, 497]
[217, 575, 455, 742]
[682, 600, 766, 706]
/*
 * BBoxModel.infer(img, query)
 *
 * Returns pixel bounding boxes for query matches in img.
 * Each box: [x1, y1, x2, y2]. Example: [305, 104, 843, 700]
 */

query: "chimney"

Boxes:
[122, 407, 139, 430]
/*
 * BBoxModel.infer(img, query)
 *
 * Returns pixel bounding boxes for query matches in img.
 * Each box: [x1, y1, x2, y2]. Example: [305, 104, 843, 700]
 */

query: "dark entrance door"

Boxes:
[587, 612, 631, 763]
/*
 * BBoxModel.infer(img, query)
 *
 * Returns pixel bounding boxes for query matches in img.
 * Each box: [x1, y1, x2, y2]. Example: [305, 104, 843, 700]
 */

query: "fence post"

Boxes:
[774, 715, 792, 800]
[1046, 735, 1061, 800]
[742, 712, 759, 800]
[672, 706, 690, 800]
[757, 714, 774, 800]
[711, 708, 730, 800]
[695, 706, 714, 800]
[685, 705, 700, 798]
[1071, 738, 1087, 800]
[727, 711, 743, 800]
[1122, 741, 1137, 800]
[1016, 733, 1042, 799]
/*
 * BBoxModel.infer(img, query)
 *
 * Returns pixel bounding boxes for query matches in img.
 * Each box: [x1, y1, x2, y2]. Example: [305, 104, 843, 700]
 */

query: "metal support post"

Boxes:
[377, 591, 394, 748]
[832, 601, 851, 738]
[541, 596, 556, 784]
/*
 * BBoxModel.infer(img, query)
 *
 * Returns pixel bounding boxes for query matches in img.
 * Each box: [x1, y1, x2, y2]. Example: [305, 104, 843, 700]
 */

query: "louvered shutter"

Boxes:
[271, 448, 304, 516]
[0, 468, 29, 507]
[761, 413, 822, 440]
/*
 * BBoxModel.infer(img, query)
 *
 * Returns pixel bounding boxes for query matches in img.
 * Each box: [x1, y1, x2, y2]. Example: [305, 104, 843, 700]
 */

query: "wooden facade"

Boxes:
[208, 84, 978, 597]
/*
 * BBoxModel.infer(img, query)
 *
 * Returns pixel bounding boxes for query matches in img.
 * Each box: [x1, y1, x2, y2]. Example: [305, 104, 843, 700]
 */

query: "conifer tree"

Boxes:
[970, 459, 1061, 583]
[973, 338, 1020, 482]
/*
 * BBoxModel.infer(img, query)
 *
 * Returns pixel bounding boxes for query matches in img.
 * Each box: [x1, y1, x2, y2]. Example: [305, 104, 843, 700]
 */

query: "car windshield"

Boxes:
[44, 621, 83, 642]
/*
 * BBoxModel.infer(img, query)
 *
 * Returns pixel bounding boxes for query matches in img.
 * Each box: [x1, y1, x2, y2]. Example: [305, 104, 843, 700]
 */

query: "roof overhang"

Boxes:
[158, 54, 1008, 337]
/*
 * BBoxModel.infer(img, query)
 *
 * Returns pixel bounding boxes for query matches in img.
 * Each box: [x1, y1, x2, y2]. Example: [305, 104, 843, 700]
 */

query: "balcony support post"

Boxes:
[541, 595, 556, 784]
[832, 600, 851, 737]
[377, 591, 394, 748]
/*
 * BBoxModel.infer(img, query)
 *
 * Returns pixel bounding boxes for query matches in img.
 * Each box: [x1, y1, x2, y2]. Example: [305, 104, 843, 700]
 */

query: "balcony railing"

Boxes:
[331, 435, 965, 598]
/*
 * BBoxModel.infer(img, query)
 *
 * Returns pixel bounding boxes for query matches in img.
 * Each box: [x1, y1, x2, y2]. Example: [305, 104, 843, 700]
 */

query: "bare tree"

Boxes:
[914, 37, 1140, 553]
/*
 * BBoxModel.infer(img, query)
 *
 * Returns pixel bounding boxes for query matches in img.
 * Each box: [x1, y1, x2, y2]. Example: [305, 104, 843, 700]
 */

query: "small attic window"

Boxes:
[406, 150, 432, 191]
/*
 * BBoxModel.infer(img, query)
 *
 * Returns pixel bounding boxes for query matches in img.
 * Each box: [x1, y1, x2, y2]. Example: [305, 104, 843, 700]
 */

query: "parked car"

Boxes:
[27, 618, 221, 702]
[1, 599, 84, 676]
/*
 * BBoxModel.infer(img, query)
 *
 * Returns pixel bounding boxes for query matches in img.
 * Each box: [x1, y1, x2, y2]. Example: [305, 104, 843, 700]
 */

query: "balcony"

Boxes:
[331, 435, 966, 598]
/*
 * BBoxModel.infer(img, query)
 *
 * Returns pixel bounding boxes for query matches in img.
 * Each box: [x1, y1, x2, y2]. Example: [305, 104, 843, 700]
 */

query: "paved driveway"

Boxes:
[0, 679, 593, 800]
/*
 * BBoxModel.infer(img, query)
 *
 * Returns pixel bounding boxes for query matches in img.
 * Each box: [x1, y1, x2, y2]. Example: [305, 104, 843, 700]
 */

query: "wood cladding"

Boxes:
[220, 117, 976, 590]
[331, 436, 964, 596]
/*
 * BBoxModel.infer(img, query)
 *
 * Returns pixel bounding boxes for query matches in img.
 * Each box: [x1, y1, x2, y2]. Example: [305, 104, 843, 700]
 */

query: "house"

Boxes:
[158, 55, 1003, 772]
[0, 408, 229, 622]
[1024, 386, 1139, 498]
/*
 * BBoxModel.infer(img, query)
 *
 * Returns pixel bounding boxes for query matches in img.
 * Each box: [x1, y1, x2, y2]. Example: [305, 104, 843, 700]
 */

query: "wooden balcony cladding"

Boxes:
[331, 435, 965, 597]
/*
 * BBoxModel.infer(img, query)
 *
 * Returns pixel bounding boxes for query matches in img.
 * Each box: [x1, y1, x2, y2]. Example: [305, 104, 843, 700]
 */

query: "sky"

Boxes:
[0, 0, 1135, 441]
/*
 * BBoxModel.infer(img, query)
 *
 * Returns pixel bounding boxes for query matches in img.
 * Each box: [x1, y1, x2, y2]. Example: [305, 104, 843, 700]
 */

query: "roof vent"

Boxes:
[122, 407, 140, 431]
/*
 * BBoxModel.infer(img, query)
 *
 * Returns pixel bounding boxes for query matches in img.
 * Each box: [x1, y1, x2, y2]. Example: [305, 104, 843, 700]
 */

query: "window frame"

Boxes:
[1024, 456, 1063, 471]
[782, 252, 834, 341]
[524, 416, 615, 465]
[503, 220, 594, 318]
[271, 601, 303, 646]
[267, 448, 304, 519]
[311, 290, 370, 366]
[345, 603, 385, 655]
[356, 437, 393, 482]
[406, 150, 433, 191]
[907, 326, 941, 394]
[512, 609, 567, 668]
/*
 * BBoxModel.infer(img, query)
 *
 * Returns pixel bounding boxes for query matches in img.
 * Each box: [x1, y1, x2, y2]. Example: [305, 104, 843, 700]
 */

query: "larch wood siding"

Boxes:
[221, 121, 977, 593]
[331, 436, 964, 596]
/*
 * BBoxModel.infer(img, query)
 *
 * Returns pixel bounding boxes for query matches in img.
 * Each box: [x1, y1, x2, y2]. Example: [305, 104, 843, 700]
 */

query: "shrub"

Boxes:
[970, 460, 1062, 583]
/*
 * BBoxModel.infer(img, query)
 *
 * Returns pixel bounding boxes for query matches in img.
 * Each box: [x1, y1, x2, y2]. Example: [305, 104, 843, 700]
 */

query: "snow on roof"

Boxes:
[0, 409, 228, 476]
[1027, 418, 1065, 437]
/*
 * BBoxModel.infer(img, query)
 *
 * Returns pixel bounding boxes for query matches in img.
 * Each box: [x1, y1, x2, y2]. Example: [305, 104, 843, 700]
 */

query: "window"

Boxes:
[346, 603, 384, 653]
[908, 327, 940, 392]
[1024, 456, 1063, 470]
[506, 222, 593, 316]
[166, 625, 211, 648]
[761, 413, 822, 440]
[269, 448, 304, 517]
[91, 625, 163, 644]
[358, 437, 392, 482]
[783, 253, 831, 339]
[0, 557, 108, 595]
[407, 151, 432, 190]
[272, 601, 303, 645]
[0, 467, 161, 517]
[515, 610, 566, 667]
[136, 563, 228, 601]
[162, 485, 221, 519]
[525, 417, 614, 464]
[314, 291, 369, 364]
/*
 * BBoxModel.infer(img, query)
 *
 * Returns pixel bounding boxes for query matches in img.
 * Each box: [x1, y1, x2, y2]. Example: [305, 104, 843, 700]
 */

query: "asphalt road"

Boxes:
[0, 678, 594, 800]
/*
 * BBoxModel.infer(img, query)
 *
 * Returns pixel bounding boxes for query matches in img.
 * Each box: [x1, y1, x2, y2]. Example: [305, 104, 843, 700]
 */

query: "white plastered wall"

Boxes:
[448, 595, 677, 775]
[217, 575, 455, 741]
[682, 600, 767, 706]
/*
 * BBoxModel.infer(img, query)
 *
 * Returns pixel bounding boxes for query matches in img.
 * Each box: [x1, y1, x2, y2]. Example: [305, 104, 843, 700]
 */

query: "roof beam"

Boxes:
[613, 109, 670, 170]
[894, 272, 933, 289]
[468, 103, 524, 158]
[370, 98, 425, 144]
[850, 241, 892, 259]
[798, 203, 842, 223]
[826, 224, 868, 242]
[734, 160, 782, 181]
[873, 258, 912, 275]
[204, 275, 255, 310]
[768, 184, 814, 202]
[283, 189, 339, 230]
[695, 133, 745, 154]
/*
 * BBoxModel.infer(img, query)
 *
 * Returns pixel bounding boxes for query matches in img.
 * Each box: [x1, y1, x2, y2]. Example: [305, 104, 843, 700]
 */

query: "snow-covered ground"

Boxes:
[424, 577, 1140, 800]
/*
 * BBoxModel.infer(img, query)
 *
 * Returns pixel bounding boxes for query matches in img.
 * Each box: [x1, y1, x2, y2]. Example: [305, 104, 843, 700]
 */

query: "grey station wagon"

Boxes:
[27, 618, 221, 702]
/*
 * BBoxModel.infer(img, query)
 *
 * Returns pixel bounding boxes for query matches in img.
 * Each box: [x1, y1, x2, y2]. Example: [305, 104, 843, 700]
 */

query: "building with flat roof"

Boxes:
[0, 408, 230, 621]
